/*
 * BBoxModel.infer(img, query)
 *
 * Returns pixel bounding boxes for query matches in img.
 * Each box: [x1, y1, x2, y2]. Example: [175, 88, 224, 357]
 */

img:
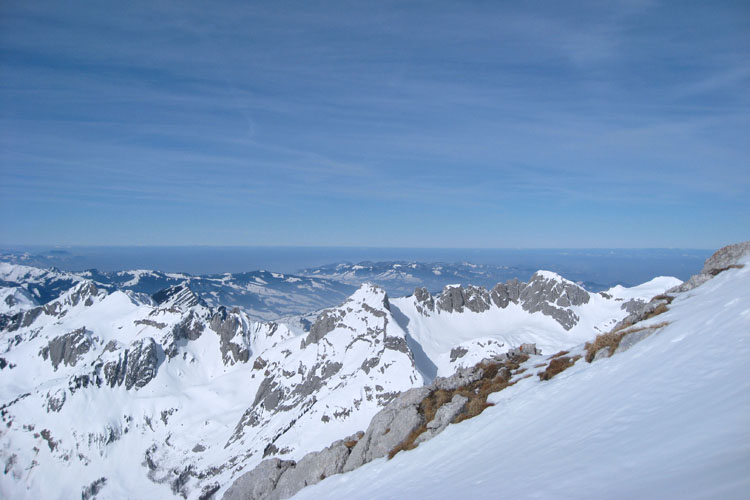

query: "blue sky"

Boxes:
[1, 0, 748, 248]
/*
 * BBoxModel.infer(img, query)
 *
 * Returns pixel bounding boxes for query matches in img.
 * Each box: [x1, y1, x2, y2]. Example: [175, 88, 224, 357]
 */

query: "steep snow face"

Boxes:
[294, 258, 750, 500]
[392, 272, 680, 377]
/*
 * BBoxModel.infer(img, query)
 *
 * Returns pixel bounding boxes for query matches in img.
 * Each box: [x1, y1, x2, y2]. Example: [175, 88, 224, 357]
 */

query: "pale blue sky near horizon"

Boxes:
[1, 1, 748, 248]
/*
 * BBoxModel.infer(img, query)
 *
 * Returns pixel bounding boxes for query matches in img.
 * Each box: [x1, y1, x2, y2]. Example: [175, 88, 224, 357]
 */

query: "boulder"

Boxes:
[343, 386, 430, 472]
[414, 394, 468, 445]
[222, 459, 294, 500]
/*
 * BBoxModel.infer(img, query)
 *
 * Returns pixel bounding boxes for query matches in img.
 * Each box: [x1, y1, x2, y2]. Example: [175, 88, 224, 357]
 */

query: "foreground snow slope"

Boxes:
[295, 260, 750, 500]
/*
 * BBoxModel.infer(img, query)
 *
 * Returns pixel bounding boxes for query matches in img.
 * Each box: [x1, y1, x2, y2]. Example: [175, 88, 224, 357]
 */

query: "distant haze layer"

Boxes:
[0, 246, 711, 288]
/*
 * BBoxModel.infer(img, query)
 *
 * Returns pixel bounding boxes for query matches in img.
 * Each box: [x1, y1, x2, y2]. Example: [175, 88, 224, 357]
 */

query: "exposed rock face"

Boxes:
[343, 386, 430, 472]
[614, 326, 662, 355]
[165, 310, 205, 358]
[123, 337, 160, 390]
[669, 241, 750, 293]
[417, 272, 591, 330]
[151, 283, 206, 310]
[434, 285, 492, 314]
[222, 433, 361, 500]
[413, 287, 434, 314]
[2, 282, 103, 332]
[518, 272, 589, 330]
[72, 337, 161, 391]
[303, 309, 342, 347]
[40, 327, 94, 370]
[222, 459, 294, 500]
[413, 394, 468, 445]
[272, 438, 352, 499]
[210, 307, 250, 365]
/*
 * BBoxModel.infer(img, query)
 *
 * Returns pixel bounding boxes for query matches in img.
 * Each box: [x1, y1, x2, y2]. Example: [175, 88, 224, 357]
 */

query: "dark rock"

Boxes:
[303, 310, 341, 346]
[81, 477, 107, 500]
[449, 347, 468, 362]
[210, 307, 250, 365]
[44, 327, 93, 370]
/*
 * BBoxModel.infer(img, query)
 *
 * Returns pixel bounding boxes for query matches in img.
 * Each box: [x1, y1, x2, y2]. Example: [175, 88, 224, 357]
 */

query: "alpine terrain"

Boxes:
[0, 242, 747, 499]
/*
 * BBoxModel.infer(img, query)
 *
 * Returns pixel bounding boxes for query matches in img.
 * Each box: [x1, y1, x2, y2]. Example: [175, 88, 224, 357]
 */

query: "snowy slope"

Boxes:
[294, 258, 750, 500]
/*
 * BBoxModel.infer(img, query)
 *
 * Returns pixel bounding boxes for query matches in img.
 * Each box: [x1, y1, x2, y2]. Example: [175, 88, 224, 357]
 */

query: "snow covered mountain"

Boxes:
[291, 243, 750, 500]
[0, 262, 356, 321]
[391, 271, 680, 377]
[2, 243, 746, 499]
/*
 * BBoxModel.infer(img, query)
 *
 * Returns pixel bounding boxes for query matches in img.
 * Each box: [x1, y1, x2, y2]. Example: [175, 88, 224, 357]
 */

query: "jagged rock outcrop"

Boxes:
[669, 241, 749, 293]
[71, 337, 160, 391]
[39, 327, 94, 370]
[1, 281, 103, 332]
[517, 272, 589, 330]
[413, 394, 467, 445]
[164, 310, 205, 358]
[414, 272, 591, 330]
[210, 306, 250, 364]
[343, 386, 431, 472]
[222, 459, 295, 500]
[151, 283, 205, 310]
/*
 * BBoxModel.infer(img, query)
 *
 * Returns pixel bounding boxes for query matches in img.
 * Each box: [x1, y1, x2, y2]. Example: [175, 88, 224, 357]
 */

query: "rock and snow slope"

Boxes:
[293, 250, 750, 500]
[0, 262, 356, 321]
[392, 272, 680, 378]
[0, 255, 694, 499]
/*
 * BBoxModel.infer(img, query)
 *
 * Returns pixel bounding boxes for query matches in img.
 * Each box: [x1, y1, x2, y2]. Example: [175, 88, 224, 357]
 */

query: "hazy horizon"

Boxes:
[0, 245, 713, 286]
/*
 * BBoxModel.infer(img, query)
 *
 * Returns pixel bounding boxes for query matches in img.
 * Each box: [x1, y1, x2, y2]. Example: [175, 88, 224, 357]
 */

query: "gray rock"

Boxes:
[432, 364, 485, 391]
[343, 386, 431, 472]
[436, 286, 465, 313]
[592, 346, 610, 361]
[518, 272, 589, 331]
[303, 310, 341, 346]
[272, 440, 350, 499]
[490, 283, 510, 308]
[222, 459, 294, 500]
[42, 327, 93, 370]
[101, 337, 160, 390]
[449, 346, 468, 362]
[669, 242, 749, 293]
[614, 298, 669, 331]
[165, 311, 205, 358]
[620, 299, 646, 314]
[413, 394, 468, 445]
[413, 287, 434, 314]
[210, 307, 250, 365]
[614, 327, 661, 354]
[124, 337, 160, 390]
[151, 283, 205, 309]
[504, 278, 525, 303]
[702, 241, 750, 275]
[463, 286, 491, 313]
